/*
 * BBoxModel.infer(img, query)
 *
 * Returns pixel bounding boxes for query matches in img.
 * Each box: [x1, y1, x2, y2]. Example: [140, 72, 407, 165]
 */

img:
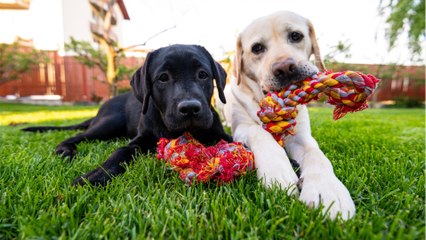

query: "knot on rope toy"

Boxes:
[258, 71, 380, 146]
[157, 133, 255, 184]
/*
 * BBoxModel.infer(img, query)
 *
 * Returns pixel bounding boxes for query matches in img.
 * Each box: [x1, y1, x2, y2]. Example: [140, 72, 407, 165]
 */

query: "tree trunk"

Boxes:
[110, 82, 118, 97]
[99, 38, 117, 98]
[106, 49, 116, 98]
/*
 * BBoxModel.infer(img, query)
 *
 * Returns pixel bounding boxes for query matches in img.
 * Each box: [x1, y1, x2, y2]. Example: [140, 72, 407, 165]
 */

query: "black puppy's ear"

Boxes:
[197, 46, 227, 104]
[212, 61, 227, 104]
[131, 52, 153, 114]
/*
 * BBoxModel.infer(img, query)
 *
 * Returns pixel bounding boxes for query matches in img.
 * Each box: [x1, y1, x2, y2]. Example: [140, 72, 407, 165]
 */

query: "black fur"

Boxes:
[22, 44, 232, 186]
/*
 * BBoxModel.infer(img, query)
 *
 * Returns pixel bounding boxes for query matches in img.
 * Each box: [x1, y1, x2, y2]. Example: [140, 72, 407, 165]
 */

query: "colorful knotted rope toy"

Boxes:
[258, 71, 380, 146]
[157, 133, 255, 184]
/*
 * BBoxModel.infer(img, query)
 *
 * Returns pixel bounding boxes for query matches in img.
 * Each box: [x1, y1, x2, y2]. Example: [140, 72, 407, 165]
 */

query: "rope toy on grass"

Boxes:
[157, 133, 254, 184]
[258, 71, 380, 146]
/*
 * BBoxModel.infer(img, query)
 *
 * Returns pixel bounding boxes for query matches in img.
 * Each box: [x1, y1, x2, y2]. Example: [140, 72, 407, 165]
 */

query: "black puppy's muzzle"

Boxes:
[165, 98, 213, 132]
[177, 100, 202, 118]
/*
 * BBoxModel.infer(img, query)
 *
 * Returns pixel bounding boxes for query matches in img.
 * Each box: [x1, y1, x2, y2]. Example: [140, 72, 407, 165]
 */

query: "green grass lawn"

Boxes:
[0, 102, 424, 239]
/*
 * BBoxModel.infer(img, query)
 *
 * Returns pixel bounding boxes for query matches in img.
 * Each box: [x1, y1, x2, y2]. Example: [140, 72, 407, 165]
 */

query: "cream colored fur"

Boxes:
[222, 11, 355, 220]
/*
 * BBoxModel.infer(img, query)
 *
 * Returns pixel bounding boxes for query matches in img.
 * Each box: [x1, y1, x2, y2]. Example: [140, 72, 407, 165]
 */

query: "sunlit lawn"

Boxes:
[0, 103, 424, 239]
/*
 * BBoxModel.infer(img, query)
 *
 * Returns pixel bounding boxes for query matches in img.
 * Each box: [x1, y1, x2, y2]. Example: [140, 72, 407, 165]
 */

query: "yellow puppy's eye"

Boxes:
[289, 31, 304, 43]
[251, 43, 266, 54]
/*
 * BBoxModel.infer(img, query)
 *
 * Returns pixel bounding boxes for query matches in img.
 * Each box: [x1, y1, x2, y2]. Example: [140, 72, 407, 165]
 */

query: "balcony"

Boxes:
[90, 22, 118, 42]
[0, 0, 31, 9]
[89, 0, 118, 25]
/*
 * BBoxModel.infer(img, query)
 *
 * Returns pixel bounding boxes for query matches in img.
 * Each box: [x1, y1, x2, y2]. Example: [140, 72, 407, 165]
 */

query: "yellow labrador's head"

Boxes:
[235, 11, 326, 91]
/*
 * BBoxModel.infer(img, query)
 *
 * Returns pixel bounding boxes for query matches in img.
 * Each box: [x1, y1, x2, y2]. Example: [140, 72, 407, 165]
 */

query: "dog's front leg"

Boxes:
[285, 105, 356, 220]
[72, 133, 156, 186]
[234, 121, 299, 195]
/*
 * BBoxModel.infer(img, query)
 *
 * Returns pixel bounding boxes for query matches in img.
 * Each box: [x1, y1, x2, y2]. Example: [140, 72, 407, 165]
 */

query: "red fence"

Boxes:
[328, 63, 425, 102]
[0, 52, 424, 103]
[0, 51, 142, 102]
[61, 56, 110, 102]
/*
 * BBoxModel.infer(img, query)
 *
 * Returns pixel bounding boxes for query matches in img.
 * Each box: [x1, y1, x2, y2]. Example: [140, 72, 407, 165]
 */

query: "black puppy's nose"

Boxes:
[177, 100, 202, 117]
[272, 58, 297, 80]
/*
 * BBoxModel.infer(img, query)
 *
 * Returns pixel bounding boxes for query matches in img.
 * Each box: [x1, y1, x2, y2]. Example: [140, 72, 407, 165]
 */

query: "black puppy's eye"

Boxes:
[289, 31, 304, 43]
[158, 73, 169, 82]
[198, 71, 209, 79]
[251, 43, 266, 54]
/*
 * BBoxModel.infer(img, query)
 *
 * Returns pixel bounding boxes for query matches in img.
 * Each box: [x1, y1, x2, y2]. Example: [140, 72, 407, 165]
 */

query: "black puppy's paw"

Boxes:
[72, 167, 112, 186]
[56, 144, 77, 159]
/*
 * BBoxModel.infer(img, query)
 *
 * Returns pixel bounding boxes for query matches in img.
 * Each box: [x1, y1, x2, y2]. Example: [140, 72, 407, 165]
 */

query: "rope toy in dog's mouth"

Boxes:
[157, 133, 255, 184]
[258, 71, 380, 146]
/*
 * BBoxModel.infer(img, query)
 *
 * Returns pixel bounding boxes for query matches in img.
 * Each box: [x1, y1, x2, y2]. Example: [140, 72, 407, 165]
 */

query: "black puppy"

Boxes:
[23, 44, 232, 186]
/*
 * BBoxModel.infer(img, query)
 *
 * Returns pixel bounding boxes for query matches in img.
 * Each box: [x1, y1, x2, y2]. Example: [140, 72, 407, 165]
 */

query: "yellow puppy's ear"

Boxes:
[308, 20, 326, 72]
[234, 35, 244, 85]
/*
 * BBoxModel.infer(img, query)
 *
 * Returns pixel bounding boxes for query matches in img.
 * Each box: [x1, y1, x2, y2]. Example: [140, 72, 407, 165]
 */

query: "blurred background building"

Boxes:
[0, 0, 139, 103]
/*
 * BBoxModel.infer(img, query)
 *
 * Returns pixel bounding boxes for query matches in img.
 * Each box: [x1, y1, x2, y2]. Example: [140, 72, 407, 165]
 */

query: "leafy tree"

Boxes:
[323, 40, 352, 65]
[65, 0, 177, 98]
[0, 40, 48, 84]
[65, 37, 135, 97]
[380, 0, 425, 60]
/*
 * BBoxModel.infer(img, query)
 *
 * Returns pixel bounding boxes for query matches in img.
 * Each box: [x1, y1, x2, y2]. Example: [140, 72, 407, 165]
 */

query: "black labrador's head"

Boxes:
[131, 44, 227, 132]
